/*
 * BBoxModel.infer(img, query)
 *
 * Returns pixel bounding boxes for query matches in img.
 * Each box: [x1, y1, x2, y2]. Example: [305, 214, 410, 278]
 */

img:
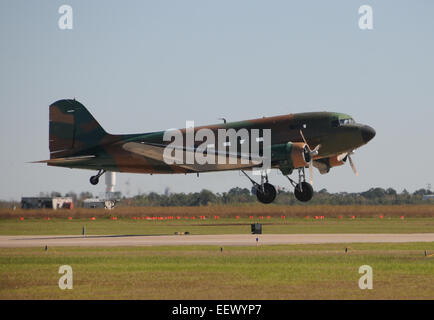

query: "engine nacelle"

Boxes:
[329, 154, 346, 167]
[313, 153, 347, 174]
[271, 142, 310, 175]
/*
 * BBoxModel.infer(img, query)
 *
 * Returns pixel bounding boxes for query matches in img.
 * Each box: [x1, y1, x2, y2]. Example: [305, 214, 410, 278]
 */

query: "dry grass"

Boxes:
[1, 205, 434, 219]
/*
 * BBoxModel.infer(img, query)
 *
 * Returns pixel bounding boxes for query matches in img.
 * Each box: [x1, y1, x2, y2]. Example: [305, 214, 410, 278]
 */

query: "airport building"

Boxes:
[82, 198, 116, 209]
[21, 197, 74, 209]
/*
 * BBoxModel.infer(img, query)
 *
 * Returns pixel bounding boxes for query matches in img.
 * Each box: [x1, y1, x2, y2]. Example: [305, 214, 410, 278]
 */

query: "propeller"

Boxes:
[299, 130, 321, 185]
[347, 152, 358, 176]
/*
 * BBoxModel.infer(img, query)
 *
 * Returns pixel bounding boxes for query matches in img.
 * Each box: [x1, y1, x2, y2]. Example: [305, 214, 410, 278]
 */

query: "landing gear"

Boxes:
[241, 170, 276, 204]
[240, 167, 314, 204]
[285, 167, 314, 202]
[89, 169, 106, 185]
[256, 183, 277, 204]
[294, 182, 314, 202]
[90, 176, 99, 185]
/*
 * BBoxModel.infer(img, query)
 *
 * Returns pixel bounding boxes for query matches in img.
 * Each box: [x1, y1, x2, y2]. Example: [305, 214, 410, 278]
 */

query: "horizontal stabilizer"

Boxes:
[31, 155, 96, 165]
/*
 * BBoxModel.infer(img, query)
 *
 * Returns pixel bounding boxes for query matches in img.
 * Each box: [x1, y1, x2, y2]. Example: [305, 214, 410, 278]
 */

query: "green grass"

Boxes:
[1, 243, 433, 299]
[1, 216, 433, 299]
[1, 217, 434, 235]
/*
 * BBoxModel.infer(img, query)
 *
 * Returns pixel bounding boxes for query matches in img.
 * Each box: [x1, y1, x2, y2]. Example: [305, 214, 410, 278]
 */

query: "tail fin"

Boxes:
[49, 99, 108, 159]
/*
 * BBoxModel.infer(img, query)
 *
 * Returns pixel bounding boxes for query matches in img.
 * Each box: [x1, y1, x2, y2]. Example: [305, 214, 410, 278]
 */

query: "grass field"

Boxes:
[1, 243, 433, 299]
[1, 205, 434, 235]
[1, 217, 434, 235]
[1, 205, 433, 300]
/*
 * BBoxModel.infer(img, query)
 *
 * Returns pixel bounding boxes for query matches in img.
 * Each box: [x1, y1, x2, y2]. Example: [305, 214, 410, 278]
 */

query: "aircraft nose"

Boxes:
[361, 125, 376, 143]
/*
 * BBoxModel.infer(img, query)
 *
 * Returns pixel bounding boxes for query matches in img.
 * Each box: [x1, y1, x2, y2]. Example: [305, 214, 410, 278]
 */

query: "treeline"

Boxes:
[1, 187, 432, 208]
[126, 187, 433, 206]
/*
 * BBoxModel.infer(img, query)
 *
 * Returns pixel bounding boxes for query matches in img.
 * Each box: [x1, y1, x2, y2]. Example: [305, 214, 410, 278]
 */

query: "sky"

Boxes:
[0, 0, 433, 201]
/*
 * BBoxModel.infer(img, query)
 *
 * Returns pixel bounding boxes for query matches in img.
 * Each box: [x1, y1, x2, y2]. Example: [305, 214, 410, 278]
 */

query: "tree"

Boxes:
[318, 188, 328, 194]
[413, 188, 431, 196]
[386, 188, 397, 196]
[361, 188, 386, 199]
[198, 189, 217, 206]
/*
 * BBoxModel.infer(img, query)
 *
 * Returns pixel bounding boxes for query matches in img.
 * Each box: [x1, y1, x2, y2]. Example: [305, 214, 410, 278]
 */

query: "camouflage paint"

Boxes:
[41, 99, 375, 175]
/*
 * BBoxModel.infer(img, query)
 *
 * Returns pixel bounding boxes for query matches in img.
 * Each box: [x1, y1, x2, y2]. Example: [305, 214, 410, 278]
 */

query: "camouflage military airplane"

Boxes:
[36, 99, 375, 204]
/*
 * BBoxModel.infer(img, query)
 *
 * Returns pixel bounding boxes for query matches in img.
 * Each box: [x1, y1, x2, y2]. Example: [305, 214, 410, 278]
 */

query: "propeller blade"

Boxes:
[348, 155, 358, 176]
[299, 129, 308, 145]
[309, 161, 314, 185]
[311, 144, 321, 156]
[300, 129, 321, 185]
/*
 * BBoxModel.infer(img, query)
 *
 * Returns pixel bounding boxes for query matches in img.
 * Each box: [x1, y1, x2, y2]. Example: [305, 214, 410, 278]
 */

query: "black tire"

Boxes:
[294, 182, 314, 202]
[256, 183, 277, 204]
[90, 176, 99, 185]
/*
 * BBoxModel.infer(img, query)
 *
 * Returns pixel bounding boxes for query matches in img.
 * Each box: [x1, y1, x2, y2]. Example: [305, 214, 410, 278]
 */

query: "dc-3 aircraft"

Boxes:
[36, 99, 375, 204]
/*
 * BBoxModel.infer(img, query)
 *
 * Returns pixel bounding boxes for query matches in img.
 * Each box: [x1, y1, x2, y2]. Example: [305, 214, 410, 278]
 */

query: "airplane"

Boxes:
[35, 99, 376, 204]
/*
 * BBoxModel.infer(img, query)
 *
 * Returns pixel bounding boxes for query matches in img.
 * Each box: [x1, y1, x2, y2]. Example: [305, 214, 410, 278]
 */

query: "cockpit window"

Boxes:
[332, 118, 355, 127]
[340, 118, 355, 125]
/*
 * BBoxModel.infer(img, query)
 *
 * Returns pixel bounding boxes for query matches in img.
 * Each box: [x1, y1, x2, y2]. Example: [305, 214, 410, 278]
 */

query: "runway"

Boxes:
[0, 233, 433, 247]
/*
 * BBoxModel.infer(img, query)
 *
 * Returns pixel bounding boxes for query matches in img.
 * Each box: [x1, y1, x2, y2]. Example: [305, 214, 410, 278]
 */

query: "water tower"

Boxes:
[105, 171, 116, 198]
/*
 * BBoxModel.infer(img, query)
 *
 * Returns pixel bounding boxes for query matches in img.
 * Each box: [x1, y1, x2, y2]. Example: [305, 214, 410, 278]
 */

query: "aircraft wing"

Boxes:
[122, 142, 261, 172]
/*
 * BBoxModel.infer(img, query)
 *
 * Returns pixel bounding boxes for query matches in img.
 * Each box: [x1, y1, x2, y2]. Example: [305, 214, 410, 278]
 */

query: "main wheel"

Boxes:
[294, 182, 313, 202]
[90, 176, 99, 185]
[256, 183, 277, 204]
